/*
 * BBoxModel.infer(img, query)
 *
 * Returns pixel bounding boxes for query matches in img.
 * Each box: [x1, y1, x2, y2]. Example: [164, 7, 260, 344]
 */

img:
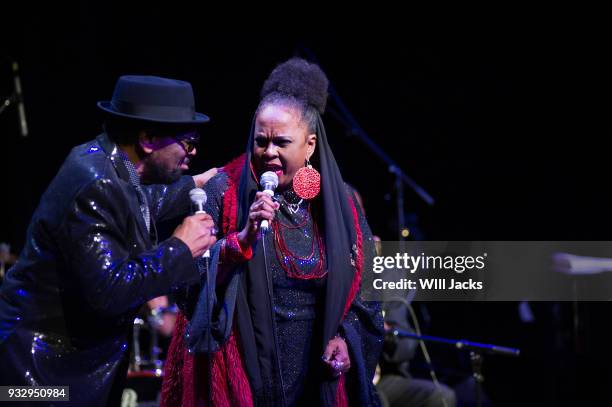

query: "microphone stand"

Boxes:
[193, 201, 212, 407]
[389, 328, 520, 407]
[297, 47, 434, 240]
[1, 59, 27, 137]
[203, 246, 211, 407]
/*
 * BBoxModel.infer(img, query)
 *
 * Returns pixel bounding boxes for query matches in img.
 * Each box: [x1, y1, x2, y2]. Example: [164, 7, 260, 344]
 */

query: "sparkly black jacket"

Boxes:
[0, 133, 200, 406]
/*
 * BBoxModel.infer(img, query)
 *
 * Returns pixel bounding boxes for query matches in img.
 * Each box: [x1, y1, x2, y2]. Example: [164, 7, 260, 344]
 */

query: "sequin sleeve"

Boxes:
[62, 177, 201, 317]
[202, 171, 229, 226]
[142, 175, 196, 222]
[201, 172, 252, 268]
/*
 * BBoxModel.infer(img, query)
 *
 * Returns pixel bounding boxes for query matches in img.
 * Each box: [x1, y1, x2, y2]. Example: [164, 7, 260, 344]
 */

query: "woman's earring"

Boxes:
[293, 159, 321, 200]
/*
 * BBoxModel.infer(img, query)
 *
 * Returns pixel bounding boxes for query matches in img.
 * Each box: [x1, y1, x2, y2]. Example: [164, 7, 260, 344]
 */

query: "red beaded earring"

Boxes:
[292, 159, 320, 200]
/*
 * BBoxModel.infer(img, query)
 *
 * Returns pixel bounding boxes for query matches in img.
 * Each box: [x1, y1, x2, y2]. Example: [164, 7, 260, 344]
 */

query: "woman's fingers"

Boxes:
[322, 342, 336, 363]
[322, 337, 351, 376]
[330, 354, 351, 376]
[249, 210, 275, 222]
[244, 192, 280, 240]
[249, 193, 278, 223]
[250, 200, 277, 214]
[254, 193, 279, 209]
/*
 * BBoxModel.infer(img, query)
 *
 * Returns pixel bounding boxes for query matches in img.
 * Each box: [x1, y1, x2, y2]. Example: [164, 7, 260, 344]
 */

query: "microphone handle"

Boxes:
[260, 189, 274, 231]
[195, 209, 211, 258]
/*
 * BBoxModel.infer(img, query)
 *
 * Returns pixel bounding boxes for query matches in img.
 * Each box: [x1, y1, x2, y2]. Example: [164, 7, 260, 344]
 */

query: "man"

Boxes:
[0, 75, 217, 406]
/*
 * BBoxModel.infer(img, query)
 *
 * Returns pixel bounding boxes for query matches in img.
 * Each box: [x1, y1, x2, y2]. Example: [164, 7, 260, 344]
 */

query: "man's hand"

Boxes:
[193, 168, 218, 188]
[172, 213, 217, 258]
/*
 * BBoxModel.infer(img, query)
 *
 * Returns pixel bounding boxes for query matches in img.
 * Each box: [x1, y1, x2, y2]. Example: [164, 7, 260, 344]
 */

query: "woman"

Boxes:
[161, 58, 383, 406]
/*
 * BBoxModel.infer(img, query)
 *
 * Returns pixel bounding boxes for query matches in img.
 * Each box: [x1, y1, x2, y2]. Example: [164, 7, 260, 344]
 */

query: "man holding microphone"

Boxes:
[0, 75, 217, 406]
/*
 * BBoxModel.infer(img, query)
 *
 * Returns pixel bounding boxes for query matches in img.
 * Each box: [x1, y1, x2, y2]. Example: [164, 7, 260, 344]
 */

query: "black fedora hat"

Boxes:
[97, 75, 209, 124]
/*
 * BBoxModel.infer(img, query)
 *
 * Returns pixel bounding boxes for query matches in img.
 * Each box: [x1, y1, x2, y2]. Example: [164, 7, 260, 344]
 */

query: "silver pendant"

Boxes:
[287, 199, 303, 214]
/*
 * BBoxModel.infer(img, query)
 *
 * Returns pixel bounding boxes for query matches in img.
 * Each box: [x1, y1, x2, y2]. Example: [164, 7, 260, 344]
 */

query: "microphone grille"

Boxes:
[260, 171, 279, 189]
[189, 188, 207, 205]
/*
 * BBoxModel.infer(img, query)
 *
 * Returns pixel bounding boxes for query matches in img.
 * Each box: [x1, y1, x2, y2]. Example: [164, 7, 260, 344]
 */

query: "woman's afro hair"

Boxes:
[260, 57, 329, 114]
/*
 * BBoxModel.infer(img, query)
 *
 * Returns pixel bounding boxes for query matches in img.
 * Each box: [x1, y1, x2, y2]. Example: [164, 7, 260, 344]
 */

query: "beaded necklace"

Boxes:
[272, 197, 326, 280]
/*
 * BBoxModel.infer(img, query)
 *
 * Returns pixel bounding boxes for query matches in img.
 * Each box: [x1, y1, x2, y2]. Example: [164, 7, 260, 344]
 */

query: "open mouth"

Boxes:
[263, 164, 283, 177]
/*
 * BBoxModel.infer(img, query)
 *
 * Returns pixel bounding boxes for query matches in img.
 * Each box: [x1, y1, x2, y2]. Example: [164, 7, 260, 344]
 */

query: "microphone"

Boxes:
[189, 188, 207, 213]
[189, 188, 210, 257]
[11, 61, 28, 137]
[259, 171, 279, 231]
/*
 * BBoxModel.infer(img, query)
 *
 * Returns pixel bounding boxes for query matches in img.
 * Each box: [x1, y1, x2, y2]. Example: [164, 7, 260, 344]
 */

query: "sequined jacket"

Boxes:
[0, 133, 200, 406]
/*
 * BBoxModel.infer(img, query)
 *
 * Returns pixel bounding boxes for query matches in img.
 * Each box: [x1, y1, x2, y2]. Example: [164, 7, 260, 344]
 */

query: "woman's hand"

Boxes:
[322, 336, 351, 377]
[237, 192, 279, 248]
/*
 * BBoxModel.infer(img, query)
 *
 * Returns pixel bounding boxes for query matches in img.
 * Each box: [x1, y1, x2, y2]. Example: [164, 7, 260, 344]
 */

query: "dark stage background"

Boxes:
[1, 6, 611, 406]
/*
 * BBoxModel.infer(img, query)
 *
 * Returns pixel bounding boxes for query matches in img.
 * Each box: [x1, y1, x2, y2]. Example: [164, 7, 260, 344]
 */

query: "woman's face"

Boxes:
[252, 104, 316, 191]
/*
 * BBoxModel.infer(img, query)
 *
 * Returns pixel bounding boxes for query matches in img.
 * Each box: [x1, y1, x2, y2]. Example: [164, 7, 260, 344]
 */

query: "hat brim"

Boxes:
[97, 101, 210, 124]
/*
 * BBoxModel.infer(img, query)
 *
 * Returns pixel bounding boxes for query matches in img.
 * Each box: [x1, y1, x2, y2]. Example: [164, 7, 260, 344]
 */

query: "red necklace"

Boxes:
[272, 205, 327, 280]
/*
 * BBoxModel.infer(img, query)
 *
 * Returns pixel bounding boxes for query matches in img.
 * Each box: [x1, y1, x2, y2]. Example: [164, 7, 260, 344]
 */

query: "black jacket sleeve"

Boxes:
[61, 177, 200, 317]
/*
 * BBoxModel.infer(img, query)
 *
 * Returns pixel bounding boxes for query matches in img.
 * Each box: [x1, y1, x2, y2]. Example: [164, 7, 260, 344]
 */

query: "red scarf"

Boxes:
[160, 155, 363, 406]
